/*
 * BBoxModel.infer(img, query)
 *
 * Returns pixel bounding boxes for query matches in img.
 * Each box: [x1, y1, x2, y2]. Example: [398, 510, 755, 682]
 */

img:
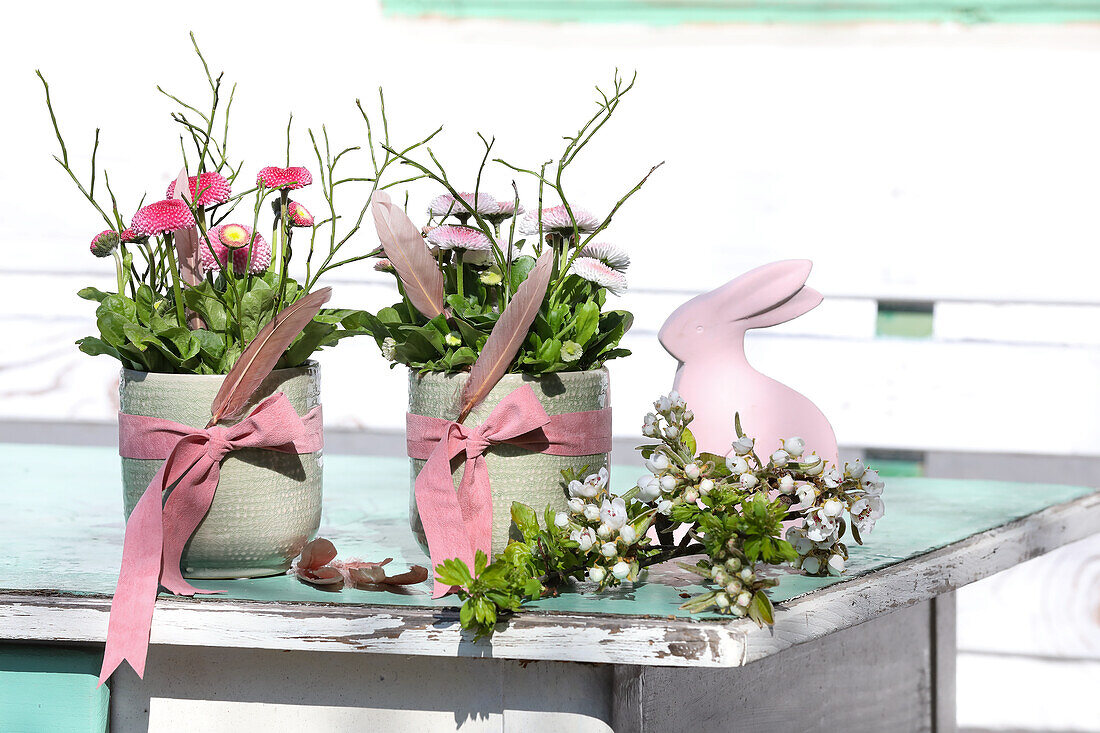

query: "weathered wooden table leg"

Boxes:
[612, 593, 957, 733]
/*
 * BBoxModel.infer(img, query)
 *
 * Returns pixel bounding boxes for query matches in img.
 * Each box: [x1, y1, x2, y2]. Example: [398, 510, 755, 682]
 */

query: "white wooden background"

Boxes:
[2, 3, 1099, 730]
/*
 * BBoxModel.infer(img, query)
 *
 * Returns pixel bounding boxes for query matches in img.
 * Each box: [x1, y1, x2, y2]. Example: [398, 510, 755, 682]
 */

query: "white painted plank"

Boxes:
[956, 533, 1100, 660]
[935, 301, 1100, 347]
[957, 653, 1100, 732]
[6, 314, 1100, 458]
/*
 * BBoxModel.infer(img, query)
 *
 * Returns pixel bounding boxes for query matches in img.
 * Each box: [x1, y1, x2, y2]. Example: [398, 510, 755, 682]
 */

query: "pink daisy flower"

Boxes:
[569, 256, 628, 296]
[519, 205, 600, 236]
[89, 230, 119, 258]
[131, 199, 196, 237]
[287, 201, 314, 227]
[580, 242, 629, 272]
[165, 171, 231, 207]
[257, 166, 313, 191]
[429, 192, 498, 218]
[200, 224, 271, 275]
[426, 225, 492, 251]
[120, 227, 146, 244]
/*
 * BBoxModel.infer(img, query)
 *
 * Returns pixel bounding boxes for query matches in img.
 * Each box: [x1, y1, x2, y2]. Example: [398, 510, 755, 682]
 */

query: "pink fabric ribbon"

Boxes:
[406, 384, 611, 599]
[100, 393, 323, 684]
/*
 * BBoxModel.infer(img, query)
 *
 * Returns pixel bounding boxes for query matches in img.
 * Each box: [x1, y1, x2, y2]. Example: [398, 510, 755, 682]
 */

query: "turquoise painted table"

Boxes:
[2, 443, 1098, 732]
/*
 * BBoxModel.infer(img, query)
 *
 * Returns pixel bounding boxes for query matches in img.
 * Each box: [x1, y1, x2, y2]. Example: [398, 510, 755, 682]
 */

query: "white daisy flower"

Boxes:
[569, 256, 628, 296]
[518, 205, 600, 236]
[428, 192, 498, 218]
[426, 225, 492, 251]
[580, 243, 629, 272]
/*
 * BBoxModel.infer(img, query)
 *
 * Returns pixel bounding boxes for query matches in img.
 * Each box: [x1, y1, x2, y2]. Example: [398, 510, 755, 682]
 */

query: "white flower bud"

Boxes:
[845, 459, 866, 480]
[801, 453, 824, 476]
[635, 475, 662, 502]
[770, 450, 789, 468]
[698, 478, 714, 495]
[731, 435, 754, 455]
[822, 499, 844, 518]
[577, 528, 597, 551]
[801, 555, 822, 574]
[715, 592, 731, 609]
[713, 569, 730, 586]
[725, 580, 743, 595]
[584, 505, 601, 522]
[736, 591, 752, 607]
[663, 425, 680, 440]
[740, 473, 759, 489]
[796, 484, 818, 507]
[554, 512, 569, 528]
[823, 467, 842, 489]
[642, 423, 659, 438]
[567, 498, 585, 514]
[657, 500, 672, 515]
[683, 409, 694, 421]
[684, 463, 701, 480]
[644, 452, 670, 473]
[600, 542, 618, 558]
[739, 567, 754, 583]
[611, 561, 630, 580]
[781, 437, 805, 458]
[683, 489, 699, 503]
[597, 523, 613, 539]
[659, 475, 677, 492]
[724, 557, 742, 572]
[588, 566, 606, 583]
[669, 389, 685, 408]
[619, 525, 637, 544]
[656, 395, 672, 412]
[827, 554, 846, 576]
[643, 412, 658, 427]
[779, 475, 796, 494]
[731, 604, 747, 618]
[726, 456, 749, 475]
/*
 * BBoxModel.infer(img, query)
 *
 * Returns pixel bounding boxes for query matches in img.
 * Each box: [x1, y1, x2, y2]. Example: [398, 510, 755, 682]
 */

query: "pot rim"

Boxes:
[409, 365, 608, 382]
[121, 359, 319, 382]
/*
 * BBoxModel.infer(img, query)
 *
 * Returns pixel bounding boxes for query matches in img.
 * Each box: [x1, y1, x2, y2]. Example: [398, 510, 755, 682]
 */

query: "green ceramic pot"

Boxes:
[119, 362, 323, 579]
[408, 368, 611, 556]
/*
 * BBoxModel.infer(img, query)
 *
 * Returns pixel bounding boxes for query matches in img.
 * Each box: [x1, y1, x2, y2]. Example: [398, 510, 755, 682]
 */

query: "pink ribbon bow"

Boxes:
[100, 393, 323, 684]
[406, 385, 611, 598]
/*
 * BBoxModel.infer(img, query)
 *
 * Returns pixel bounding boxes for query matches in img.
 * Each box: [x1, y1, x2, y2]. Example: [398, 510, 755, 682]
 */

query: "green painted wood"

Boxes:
[0, 645, 109, 733]
[381, 0, 1100, 24]
[876, 302, 935, 339]
[0, 443, 1095, 621]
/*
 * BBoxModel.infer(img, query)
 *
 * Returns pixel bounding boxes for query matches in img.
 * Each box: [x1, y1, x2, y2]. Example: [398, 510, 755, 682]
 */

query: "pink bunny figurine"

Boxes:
[658, 259, 839, 467]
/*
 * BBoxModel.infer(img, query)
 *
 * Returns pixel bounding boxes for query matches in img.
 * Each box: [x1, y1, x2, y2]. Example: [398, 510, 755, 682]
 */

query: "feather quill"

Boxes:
[207, 287, 332, 427]
[457, 251, 553, 421]
[371, 191, 445, 319]
[170, 167, 205, 328]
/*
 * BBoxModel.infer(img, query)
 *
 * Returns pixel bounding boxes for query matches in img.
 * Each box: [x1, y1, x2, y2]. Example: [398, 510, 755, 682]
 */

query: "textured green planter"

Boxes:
[408, 368, 611, 555]
[119, 362, 323, 579]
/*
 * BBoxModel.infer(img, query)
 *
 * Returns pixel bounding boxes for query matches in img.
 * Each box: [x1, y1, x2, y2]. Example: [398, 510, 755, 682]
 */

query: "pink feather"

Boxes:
[371, 191, 445, 319]
[207, 287, 332, 426]
[457, 250, 553, 421]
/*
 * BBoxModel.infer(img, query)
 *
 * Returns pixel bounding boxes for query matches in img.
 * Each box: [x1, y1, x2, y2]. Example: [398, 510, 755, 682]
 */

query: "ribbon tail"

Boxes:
[99, 466, 168, 685]
[159, 456, 226, 597]
[457, 455, 493, 565]
[415, 430, 477, 599]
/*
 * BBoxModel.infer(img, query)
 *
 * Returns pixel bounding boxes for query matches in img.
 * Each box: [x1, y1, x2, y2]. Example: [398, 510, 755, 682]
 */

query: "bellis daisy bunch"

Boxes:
[360, 71, 659, 377]
[44, 34, 425, 375]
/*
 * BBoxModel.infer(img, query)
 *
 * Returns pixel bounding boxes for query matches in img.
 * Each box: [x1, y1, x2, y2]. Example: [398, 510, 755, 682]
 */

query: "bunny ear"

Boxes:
[741, 286, 822, 330]
[719, 260, 813, 320]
